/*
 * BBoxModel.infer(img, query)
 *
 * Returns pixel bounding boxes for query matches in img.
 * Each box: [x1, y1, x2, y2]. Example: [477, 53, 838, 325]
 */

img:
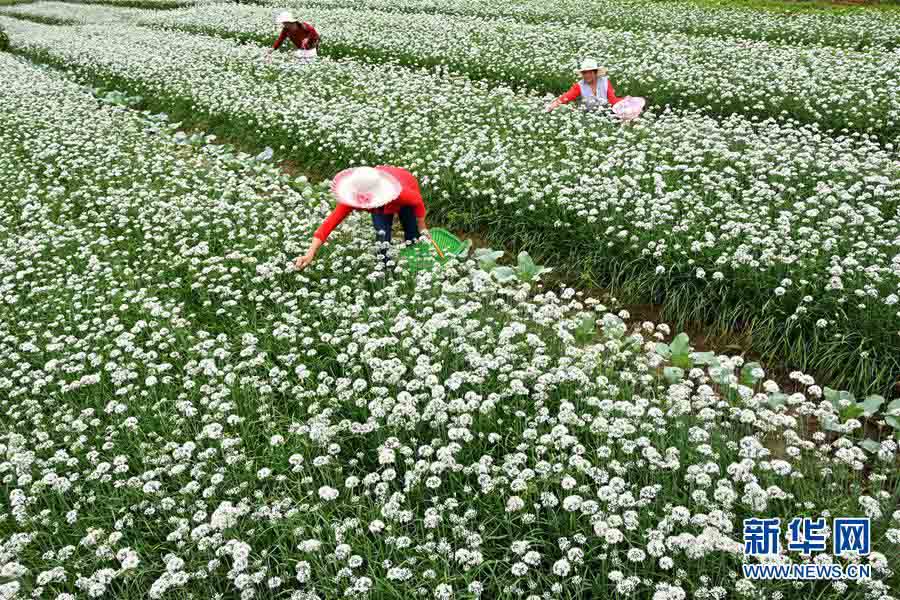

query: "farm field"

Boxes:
[0, 1, 899, 599]
[5, 1, 900, 139]
[3, 2, 900, 391]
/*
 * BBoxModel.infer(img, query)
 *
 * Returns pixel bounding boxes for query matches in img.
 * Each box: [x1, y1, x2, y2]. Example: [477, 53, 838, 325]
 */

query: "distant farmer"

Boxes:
[545, 58, 623, 112]
[266, 11, 320, 61]
[294, 166, 431, 270]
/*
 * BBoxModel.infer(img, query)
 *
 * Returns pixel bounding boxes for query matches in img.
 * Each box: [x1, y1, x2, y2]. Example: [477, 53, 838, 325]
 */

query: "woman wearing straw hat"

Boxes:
[545, 58, 624, 112]
[266, 11, 320, 62]
[294, 166, 431, 270]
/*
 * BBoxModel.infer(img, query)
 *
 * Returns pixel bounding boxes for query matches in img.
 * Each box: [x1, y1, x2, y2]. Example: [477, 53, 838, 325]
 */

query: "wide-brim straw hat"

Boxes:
[576, 58, 607, 76]
[331, 167, 402, 209]
[275, 11, 298, 24]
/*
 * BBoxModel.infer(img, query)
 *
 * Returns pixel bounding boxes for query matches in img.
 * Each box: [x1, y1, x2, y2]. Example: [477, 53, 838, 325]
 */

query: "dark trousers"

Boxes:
[372, 206, 419, 263]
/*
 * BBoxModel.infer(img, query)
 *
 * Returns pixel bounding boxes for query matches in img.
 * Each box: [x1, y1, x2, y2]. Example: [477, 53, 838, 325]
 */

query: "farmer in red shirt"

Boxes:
[546, 58, 624, 112]
[266, 11, 320, 62]
[294, 166, 431, 270]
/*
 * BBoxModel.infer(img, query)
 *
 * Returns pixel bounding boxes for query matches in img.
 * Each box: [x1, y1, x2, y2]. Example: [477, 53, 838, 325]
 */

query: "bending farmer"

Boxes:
[267, 11, 320, 61]
[294, 166, 431, 270]
[546, 58, 623, 112]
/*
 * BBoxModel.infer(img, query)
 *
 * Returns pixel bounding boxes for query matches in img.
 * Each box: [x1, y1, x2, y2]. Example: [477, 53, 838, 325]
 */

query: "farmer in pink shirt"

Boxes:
[294, 166, 432, 270]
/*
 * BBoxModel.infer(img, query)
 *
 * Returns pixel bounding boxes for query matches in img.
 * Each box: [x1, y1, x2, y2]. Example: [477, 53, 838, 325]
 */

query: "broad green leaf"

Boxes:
[859, 439, 881, 453]
[671, 353, 693, 369]
[474, 248, 504, 262]
[491, 266, 516, 283]
[709, 365, 733, 386]
[654, 343, 672, 358]
[862, 395, 884, 417]
[821, 416, 843, 432]
[842, 405, 865, 420]
[670, 333, 693, 369]
[663, 367, 684, 384]
[515, 252, 551, 282]
[517, 251, 536, 272]
[474, 248, 502, 272]
[255, 147, 274, 162]
[886, 399, 900, 415]
[824, 387, 854, 410]
[670, 333, 690, 357]
[885, 415, 900, 430]
[767, 393, 788, 409]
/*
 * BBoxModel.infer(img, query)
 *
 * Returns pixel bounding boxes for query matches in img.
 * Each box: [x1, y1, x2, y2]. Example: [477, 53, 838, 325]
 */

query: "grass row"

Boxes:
[679, 0, 900, 12]
[0, 0, 190, 8]
[121, 15, 900, 143]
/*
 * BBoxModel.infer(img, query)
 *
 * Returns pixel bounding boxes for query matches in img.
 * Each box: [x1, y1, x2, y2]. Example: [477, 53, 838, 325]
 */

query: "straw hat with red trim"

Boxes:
[330, 167, 402, 209]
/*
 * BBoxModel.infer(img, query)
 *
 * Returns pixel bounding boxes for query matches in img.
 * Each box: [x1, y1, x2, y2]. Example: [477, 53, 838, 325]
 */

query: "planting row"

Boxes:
[5, 1, 898, 139]
[1, 50, 898, 600]
[62, 0, 204, 7]
[280, 0, 900, 50]
[3, 16, 899, 392]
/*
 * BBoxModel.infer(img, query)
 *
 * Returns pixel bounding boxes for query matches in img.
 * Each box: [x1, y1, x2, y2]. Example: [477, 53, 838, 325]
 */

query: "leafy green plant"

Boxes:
[654, 332, 695, 369]
[820, 387, 886, 432]
[663, 366, 684, 384]
[515, 251, 551, 282]
[92, 88, 143, 108]
[884, 399, 900, 440]
[655, 332, 767, 390]
[574, 312, 597, 343]
[473, 248, 503, 272]
[488, 250, 551, 284]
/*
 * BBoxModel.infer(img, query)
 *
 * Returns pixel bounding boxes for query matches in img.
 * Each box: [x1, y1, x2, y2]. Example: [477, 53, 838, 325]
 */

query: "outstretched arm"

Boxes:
[294, 237, 323, 270]
[295, 204, 352, 270]
[414, 201, 428, 237]
[546, 83, 581, 111]
[272, 29, 287, 51]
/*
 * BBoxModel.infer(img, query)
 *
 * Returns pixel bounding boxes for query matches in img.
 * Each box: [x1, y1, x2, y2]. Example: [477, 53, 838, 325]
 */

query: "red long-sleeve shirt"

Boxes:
[273, 22, 320, 50]
[313, 167, 426, 242]
[558, 80, 623, 106]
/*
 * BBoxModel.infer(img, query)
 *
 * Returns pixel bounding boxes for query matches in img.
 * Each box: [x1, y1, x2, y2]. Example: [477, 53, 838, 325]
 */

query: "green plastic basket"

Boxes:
[398, 228, 469, 273]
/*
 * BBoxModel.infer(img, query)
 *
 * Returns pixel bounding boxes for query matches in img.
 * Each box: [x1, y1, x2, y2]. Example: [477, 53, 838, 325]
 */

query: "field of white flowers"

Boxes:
[1, 6, 899, 391]
[0, 1, 899, 598]
[277, 0, 900, 49]
[5, 1, 899, 138]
